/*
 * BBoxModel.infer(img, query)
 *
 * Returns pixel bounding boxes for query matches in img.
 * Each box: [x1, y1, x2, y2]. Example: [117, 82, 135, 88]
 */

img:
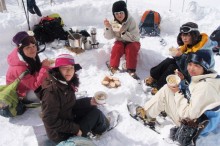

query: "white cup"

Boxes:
[166, 75, 181, 87]
[169, 47, 178, 57]
[94, 91, 107, 104]
[111, 21, 122, 32]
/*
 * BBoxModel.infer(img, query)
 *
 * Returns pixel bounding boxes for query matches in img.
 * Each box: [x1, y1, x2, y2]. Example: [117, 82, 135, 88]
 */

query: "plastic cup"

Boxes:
[111, 21, 122, 32]
[94, 91, 107, 105]
[166, 75, 181, 87]
[169, 47, 178, 57]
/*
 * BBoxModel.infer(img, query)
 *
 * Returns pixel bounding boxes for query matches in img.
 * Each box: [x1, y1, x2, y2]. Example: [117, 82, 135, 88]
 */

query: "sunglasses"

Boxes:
[114, 11, 125, 15]
[180, 26, 198, 33]
[187, 53, 209, 70]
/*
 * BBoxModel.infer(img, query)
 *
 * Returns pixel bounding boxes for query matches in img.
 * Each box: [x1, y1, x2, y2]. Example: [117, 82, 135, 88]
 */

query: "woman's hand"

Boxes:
[174, 69, 184, 80]
[168, 84, 179, 93]
[175, 48, 183, 57]
[76, 129, 82, 136]
[104, 18, 111, 28]
[90, 97, 98, 106]
[41, 59, 51, 67]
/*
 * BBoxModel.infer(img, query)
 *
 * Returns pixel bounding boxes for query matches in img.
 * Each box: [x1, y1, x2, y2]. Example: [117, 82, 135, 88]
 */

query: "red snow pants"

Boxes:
[110, 41, 140, 70]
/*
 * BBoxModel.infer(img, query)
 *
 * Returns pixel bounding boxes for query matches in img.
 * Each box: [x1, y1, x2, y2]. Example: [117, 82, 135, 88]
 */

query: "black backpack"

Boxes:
[33, 16, 68, 45]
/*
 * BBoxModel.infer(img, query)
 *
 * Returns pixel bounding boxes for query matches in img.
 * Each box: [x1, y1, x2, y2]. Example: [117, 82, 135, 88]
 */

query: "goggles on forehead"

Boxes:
[114, 11, 125, 15]
[180, 26, 198, 33]
[187, 53, 209, 70]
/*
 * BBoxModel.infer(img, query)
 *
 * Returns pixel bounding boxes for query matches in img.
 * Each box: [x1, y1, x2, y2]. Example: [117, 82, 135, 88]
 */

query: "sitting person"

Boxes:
[6, 31, 50, 102]
[139, 50, 220, 145]
[103, 0, 140, 79]
[145, 22, 215, 95]
[36, 54, 117, 143]
[210, 25, 220, 54]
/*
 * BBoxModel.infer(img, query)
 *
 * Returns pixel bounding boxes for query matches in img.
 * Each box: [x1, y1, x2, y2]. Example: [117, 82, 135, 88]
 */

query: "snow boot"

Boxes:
[106, 110, 120, 131]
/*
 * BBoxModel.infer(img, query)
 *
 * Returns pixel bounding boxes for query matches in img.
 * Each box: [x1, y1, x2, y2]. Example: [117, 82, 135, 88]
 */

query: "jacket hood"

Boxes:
[7, 48, 26, 67]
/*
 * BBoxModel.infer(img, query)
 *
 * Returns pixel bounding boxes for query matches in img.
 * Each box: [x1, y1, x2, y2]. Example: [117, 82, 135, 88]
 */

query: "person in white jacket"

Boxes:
[103, 0, 140, 79]
[141, 49, 220, 137]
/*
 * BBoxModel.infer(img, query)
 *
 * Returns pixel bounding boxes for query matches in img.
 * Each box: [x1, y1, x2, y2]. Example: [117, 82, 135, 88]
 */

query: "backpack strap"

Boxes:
[141, 10, 151, 23]
[18, 70, 30, 80]
[154, 12, 160, 25]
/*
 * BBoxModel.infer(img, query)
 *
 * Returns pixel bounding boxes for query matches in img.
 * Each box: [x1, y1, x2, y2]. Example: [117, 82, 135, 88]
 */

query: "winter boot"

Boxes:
[106, 110, 120, 131]
[127, 69, 140, 80]
[106, 61, 119, 74]
[127, 101, 156, 126]
[144, 76, 156, 86]
[151, 87, 158, 95]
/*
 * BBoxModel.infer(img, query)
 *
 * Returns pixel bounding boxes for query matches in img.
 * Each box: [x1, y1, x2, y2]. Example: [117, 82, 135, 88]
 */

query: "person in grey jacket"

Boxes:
[104, 0, 140, 79]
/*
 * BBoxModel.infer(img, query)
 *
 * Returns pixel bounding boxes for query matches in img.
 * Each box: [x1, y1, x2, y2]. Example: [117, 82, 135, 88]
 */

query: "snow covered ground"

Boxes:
[0, 0, 220, 146]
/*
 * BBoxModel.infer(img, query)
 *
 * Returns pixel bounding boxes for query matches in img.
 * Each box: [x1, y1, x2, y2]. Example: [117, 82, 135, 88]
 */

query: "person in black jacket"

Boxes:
[37, 54, 110, 143]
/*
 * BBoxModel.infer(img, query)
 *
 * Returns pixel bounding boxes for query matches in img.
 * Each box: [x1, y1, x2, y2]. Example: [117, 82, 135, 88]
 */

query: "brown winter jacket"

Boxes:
[37, 75, 91, 143]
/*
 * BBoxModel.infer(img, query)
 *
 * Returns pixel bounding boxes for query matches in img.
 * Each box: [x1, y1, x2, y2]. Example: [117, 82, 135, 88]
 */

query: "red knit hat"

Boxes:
[53, 54, 82, 71]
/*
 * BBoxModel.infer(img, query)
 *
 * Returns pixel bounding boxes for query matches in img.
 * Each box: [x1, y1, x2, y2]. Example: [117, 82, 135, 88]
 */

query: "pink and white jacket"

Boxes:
[6, 48, 48, 97]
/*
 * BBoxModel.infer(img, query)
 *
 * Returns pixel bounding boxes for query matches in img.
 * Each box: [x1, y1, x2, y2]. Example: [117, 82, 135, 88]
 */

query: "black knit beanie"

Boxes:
[177, 22, 201, 46]
[112, 1, 128, 23]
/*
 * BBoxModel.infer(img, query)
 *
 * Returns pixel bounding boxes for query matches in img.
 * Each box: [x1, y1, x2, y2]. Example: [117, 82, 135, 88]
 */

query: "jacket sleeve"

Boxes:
[174, 82, 218, 119]
[41, 90, 80, 135]
[20, 66, 48, 90]
[104, 27, 116, 40]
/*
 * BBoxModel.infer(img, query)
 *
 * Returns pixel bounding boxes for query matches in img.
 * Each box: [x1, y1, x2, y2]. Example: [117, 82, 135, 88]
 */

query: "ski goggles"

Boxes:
[180, 26, 198, 33]
[114, 11, 125, 15]
[187, 53, 209, 70]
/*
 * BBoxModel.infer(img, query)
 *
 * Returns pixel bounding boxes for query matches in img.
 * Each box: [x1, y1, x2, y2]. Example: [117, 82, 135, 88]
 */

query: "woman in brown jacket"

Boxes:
[37, 54, 110, 143]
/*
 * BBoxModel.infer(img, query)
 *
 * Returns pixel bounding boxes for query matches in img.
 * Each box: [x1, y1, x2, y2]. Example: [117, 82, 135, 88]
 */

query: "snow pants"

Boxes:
[72, 103, 109, 137]
[110, 41, 140, 70]
[144, 84, 181, 126]
[150, 57, 178, 89]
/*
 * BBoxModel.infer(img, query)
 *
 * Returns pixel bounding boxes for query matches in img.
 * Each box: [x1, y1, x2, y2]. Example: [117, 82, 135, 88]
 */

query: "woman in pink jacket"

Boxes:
[6, 31, 50, 102]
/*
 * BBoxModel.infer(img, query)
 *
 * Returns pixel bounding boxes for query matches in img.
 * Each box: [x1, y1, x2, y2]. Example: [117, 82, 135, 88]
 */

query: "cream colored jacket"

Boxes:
[104, 13, 140, 43]
[174, 73, 220, 119]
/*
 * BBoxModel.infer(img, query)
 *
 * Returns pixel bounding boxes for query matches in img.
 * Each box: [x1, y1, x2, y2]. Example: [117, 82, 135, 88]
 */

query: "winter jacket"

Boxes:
[37, 75, 93, 143]
[175, 33, 215, 79]
[104, 13, 140, 43]
[174, 73, 220, 134]
[6, 48, 48, 97]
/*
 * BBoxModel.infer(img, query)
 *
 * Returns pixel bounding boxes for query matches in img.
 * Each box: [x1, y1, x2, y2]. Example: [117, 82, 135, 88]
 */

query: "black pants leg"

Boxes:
[77, 108, 109, 137]
[155, 63, 178, 90]
[150, 58, 176, 80]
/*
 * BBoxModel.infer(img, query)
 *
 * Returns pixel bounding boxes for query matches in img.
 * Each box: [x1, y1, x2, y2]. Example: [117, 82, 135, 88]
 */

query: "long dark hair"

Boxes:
[49, 68, 80, 87]
[18, 36, 41, 75]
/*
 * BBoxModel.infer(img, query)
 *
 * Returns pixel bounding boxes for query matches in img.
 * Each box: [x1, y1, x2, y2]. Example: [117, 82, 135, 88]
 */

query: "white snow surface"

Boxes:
[0, 0, 220, 146]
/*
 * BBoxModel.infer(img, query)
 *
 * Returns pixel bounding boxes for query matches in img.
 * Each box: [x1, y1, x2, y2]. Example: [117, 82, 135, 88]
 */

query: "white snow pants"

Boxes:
[144, 84, 181, 126]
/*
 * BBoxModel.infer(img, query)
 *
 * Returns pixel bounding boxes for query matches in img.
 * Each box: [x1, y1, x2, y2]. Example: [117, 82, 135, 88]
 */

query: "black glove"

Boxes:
[27, 0, 42, 17]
